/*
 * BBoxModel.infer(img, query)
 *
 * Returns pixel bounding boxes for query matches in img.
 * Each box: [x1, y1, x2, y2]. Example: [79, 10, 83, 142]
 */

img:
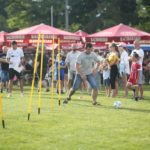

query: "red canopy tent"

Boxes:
[6, 23, 81, 47]
[0, 31, 8, 50]
[86, 23, 150, 43]
[92, 43, 107, 50]
[74, 30, 89, 45]
[74, 30, 89, 37]
[61, 43, 84, 50]
[0, 31, 7, 43]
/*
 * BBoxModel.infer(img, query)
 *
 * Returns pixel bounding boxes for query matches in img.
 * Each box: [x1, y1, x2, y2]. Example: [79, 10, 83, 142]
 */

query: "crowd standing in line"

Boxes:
[0, 40, 148, 104]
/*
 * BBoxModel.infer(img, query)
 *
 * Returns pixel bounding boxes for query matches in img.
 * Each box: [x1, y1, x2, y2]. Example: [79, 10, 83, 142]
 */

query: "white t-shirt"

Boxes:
[103, 69, 110, 80]
[98, 55, 105, 63]
[120, 50, 130, 74]
[65, 51, 81, 71]
[6, 48, 24, 71]
[131, 48, 144, 70]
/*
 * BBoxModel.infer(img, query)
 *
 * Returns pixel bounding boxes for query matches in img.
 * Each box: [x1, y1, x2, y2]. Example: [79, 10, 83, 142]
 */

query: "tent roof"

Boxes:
[88, 23, 150, 38]
[8, 23, 79, 36]
[74, 30, 89, 37]
[0, 31, 7, 42]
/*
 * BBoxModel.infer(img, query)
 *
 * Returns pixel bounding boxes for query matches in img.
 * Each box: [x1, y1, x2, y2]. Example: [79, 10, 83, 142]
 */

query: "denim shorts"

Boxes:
[104, 78, 110, 87]
[1, 70, 9, 82]
[72, 74, 98, 91]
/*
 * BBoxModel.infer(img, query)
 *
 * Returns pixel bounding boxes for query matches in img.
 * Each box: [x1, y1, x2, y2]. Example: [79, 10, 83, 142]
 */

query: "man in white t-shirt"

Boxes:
[65, 44, 81, 90]
[118, 42, 130, 97]
[6, 41, 24, 97]
[130, 40, 144, 99]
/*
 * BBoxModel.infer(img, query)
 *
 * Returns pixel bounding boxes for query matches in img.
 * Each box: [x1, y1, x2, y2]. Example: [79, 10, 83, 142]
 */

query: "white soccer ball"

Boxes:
[113, 101, 122, 108]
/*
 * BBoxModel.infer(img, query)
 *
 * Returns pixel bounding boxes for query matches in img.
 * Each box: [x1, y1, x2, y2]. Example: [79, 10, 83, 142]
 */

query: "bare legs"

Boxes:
[123, 74, 128, 97]
[8, 79, 24, 96]
[105, 86, 111, 97]
[126, 82, 138, 100]
[91, 88, 98, 103]
[138, 84, 144, 99]
[0, 81, 8, 93]
[19, 79, 24, 93]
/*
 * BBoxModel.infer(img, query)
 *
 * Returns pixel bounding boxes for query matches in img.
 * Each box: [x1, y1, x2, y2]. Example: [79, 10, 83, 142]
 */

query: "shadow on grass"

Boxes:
[71, 100, 150, 114]
[102, 105, 150, 113]
[119, 107, 150, 113]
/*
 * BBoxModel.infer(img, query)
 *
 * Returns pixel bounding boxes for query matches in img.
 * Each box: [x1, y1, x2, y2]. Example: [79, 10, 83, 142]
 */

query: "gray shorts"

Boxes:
[104, 78, 110, 87]
[68, 70, 76, 80]
[138, 71, 143, 85]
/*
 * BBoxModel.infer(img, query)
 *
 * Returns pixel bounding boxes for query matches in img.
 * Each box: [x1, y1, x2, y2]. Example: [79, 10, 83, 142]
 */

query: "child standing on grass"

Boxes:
[101, 59, 111, 97]
[126, 52, 141, 101]
[54, 54, 66, 94]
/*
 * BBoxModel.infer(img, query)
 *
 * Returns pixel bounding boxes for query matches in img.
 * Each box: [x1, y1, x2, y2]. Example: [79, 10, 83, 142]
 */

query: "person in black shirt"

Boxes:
[0, 46, 9, 93]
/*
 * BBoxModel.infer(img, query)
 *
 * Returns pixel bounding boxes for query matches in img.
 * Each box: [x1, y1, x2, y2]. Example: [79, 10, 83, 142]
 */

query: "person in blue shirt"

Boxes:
[54, 54, 66, 94]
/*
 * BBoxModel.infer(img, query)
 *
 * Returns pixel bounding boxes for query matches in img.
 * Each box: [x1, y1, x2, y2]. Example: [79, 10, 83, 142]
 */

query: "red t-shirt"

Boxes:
[128, 62, 141, 85]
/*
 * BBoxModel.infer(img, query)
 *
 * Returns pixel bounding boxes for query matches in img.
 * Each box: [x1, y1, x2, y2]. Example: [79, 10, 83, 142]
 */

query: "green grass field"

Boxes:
[0, 86, 150, 150]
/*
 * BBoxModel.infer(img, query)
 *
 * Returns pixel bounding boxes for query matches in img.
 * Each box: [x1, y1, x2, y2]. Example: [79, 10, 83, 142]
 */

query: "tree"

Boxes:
[0, 0, 149, 33]
[0, 0, 10, 31]
[69, 0, 139, 33]
[5, 0, 33, 31]
[4, 0, 66, 31]
[136, 0, 150, 32]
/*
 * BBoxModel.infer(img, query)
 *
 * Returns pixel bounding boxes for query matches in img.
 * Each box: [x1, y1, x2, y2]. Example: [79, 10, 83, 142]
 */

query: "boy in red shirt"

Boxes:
[126, 52, 141, 101]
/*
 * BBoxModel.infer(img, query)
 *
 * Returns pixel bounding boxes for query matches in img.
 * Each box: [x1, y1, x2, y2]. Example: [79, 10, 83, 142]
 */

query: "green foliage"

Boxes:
[69, 23, 82, 32]
[136, 0, 150, 32]
[4, 0, 32, 30]
[0, 0, 149, 32]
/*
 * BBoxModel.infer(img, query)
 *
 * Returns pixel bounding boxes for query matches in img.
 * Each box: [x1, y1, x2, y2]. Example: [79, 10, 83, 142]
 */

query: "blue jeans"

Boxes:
[1, 70, 9, 82]
[72, 74, 98, 91]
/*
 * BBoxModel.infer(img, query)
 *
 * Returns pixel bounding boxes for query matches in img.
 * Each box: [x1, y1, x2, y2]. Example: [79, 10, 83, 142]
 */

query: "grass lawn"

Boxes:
[0, 85, 150, 150]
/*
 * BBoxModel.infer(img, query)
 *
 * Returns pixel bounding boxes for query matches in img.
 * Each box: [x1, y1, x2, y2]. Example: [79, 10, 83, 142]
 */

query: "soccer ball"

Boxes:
[113, 101, 122, 108]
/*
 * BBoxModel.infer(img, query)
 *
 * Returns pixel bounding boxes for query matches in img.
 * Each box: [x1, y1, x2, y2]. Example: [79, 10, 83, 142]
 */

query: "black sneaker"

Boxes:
[133, 89, 135, 97]
[92, 102, 101, 106]
[46, 89, 50, 92]
[63, 98, 70, 104]
[134, 97, 139, 101]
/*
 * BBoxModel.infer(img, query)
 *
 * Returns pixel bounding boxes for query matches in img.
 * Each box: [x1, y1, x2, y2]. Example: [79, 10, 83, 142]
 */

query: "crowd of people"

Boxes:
[0, 40, 149, 105]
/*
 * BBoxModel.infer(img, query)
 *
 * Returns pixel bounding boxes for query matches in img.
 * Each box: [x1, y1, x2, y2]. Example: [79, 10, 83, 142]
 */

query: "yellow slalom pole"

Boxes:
[0, 94, 5, 128]
[38, 34, 44, 114]
[50, 35, 55, 109]
[58, 38, 61, 106]
[27, 33, 41, 120]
